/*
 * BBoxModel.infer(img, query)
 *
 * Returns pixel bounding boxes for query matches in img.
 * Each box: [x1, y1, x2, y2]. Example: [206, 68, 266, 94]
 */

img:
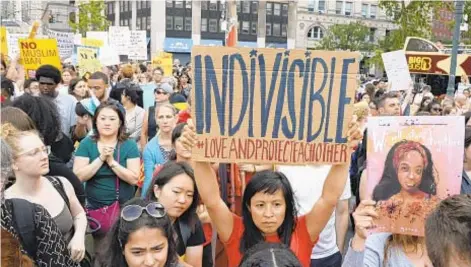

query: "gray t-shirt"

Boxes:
[54, 93, 77, 137]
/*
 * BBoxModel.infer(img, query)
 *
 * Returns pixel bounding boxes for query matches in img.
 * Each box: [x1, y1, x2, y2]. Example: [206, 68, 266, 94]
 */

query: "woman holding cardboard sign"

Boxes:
[179, 117, 362, 266]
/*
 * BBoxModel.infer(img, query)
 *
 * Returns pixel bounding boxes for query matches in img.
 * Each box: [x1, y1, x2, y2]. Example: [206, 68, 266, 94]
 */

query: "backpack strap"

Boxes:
[179, 220, 191, 248]
[11, 198, 37, 259]
[46, 176, 70, 208]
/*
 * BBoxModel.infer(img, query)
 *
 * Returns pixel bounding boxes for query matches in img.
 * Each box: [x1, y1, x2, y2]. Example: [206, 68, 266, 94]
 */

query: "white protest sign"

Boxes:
[108, 26, 130, 56]
[99, 45, 120, 66]
[47, 29, 74, 59]
[86, 31, 109, 47]
[381, 50, 412, 91]
[7, 33, 46, 59]
[128, 31, 147, 60]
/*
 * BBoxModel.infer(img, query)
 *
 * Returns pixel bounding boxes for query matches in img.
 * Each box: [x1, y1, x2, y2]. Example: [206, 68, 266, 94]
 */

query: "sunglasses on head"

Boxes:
[121, 202, 166, 222]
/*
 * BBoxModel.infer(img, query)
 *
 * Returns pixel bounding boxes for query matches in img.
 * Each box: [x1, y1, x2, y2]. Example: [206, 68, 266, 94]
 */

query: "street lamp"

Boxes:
[446, 0, 465, 97]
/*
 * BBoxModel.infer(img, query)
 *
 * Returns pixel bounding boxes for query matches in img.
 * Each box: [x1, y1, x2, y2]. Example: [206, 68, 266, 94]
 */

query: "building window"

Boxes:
[307, 0, 315, 12]
[266, 23, 272, 36]
[174, 16, 184, 30]
[318, 0, 326, 12]
[362, 4, 368, 18]
[243, 1, 250, 13]
[137, 17, 141, 29]
[282, 4, 288, 16]
[266, 3, 272, 15]
[201, 18, 207, 32]
[242, 21, 250, 34]
[237, 1, 241, 12]
[186, 0, 192, 9]
[202, 1, 208, 10]
[136, 0, 140, 10]
[281, 24, 287, 37]
[370, 5, 377, 18]
[119, 1, 123, 12]
[336, 1, 343, 14]
[273, 23, 281, 36]
[185, 17, 192, 31]
[175, 1, 184, 8]
[128, 1, 131, 11]
[209, 19, 218, 32]
[345, 2, 353, 16]
[166, 16, 173, 30]
[166, 0, 172, 7]
[307, 26, 323, 39]
[209, 0, 217, 10]
[251, 21, 257, 35]
[274, 3, 281, 16]
[147, 16, 151, 29]
[369, 28, 376, 42]
[252, 1, 258, 14]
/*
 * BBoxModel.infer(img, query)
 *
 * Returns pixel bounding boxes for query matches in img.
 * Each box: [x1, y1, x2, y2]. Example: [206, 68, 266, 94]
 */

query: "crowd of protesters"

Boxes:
[0, 55, 470, 267]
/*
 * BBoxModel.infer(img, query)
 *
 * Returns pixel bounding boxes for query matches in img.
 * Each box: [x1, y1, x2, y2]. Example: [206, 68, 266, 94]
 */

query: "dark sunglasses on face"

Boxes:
[155, 90, 168, 95]
[121, 202, 166, 222]
[432, 108, 443, 112]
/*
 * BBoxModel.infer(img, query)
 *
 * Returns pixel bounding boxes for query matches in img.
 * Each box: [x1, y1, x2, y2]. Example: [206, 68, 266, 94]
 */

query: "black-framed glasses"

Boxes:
[121, 202, 166, 222]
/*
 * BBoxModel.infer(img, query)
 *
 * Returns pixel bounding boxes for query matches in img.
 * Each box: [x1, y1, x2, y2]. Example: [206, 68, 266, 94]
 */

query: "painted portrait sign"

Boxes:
[366, 116, 464, 236]
[191, 46, 359, 165]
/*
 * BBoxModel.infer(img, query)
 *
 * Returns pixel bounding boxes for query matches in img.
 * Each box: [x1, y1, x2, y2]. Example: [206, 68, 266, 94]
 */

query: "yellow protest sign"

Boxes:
[152, 51, 173, 76]
[81, 38, 104, 48]
[191, 46, 359, 165]
[19, 38, 61, 78]
[77, 46, 101, 76]
[28, 21, 40, 39]
[0, 27, 8, 57]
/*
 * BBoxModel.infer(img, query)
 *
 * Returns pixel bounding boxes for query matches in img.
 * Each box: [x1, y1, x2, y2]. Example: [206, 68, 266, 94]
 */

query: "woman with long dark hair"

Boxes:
[179, 119, 362, 266]
[73, 101, 140, 244]
[96, 198, 182, 267]
[145, 161, 204, 267]
[177, 73, 192, 100]
[68, 78, 90, 101]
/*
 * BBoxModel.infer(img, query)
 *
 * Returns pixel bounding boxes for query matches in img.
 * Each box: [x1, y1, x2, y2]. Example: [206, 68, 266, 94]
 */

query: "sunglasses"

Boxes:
[155, 90, 168, 95]
[432, 108, 443, 112]
[121, 202, 166, 222]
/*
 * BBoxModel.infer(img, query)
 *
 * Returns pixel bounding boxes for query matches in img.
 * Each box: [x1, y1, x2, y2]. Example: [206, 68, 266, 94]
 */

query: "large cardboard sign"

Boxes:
[129, 31, 147, 60]
[366, 116, 463, 236]
[47, 29, 74, 59]
[191, 46, 359, 165]
[76, 46, 101, 76]
[19, 39, 61, 78]
[152, 51, 173, 76]
[382, 50, 412, 91]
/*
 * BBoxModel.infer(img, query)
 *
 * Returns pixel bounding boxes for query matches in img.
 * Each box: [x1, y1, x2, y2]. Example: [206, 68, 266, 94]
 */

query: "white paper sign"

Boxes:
[381, 50, 412, 91]
[128, 31, 147, 60]
[108, 26, 130, 56]
[47, 29, 74, 59]
[7, 33, 47, 59]
[99, 45, 120, 66]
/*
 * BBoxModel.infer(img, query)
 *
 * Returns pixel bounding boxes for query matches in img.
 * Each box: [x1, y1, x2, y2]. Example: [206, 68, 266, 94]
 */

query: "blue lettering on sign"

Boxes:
[194, 55, 204, 134]
[272, 55, 290, 138]
[323, 57, 336, 143]
[229, 54, 249, 135]
[260, 53, 282, 137]
[307, 57, 328, 142]
[282, 59, 304, 138]
[248, 54, 256, 137]
[335, 58, 356, 142]
[298, 57, 311, 141]
[204, 55, 227, 134]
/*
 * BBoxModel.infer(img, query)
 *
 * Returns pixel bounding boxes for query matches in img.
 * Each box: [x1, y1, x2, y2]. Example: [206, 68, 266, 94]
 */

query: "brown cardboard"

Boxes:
[191, 46, 359, 165]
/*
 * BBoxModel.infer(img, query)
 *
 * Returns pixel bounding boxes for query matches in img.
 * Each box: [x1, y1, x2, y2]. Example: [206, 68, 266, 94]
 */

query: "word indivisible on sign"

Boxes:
[191, 46, 359, 165]
[19, 39, 61, 78]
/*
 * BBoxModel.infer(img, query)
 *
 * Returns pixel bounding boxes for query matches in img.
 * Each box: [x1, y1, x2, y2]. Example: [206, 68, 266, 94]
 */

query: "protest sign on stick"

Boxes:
[109, 26, 130, 55]
[129, 31, 147, 60]
[191, 46, 359, 165]
[47, 29, 74, 59]
[19, 39, 61, 78]
[152, 51, 173, 76]
[366, 116, 463, 236]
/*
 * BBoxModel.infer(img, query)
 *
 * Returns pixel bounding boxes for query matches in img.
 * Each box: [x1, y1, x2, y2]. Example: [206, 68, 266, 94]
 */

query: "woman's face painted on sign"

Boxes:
[396, 150, 424, 194]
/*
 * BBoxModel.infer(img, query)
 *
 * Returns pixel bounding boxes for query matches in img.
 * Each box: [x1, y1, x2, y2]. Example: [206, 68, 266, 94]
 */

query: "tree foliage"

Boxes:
[315, 21, 376, 51]
[69, 0, 110, 35]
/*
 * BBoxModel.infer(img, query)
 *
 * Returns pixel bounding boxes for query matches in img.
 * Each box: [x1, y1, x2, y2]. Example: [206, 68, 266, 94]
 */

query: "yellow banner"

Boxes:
[77, 46, 101, 76]
[81, 38, 104, 48]
[0, 27, 8, 57]
[152, 51, 173, 76]
[19, 38, 61, 78]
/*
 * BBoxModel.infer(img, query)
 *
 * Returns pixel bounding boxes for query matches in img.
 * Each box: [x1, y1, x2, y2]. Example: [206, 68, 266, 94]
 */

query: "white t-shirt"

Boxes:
[54, 93, 77, 137]
[278, 165, 351, 260]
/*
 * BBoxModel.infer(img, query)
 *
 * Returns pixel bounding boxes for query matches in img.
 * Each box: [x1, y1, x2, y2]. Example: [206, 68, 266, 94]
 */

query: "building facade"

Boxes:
[296, 0, 396, 49]
[105, 0, 292, 64]
[432, 7, 453, 42]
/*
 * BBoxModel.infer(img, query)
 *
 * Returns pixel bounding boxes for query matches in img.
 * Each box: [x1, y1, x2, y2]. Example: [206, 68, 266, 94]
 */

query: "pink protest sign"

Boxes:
[366, 116, 463, 236]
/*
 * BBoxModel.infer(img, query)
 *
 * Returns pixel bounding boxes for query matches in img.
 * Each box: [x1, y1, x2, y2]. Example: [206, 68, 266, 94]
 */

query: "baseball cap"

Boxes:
[154, 82, 173, 94]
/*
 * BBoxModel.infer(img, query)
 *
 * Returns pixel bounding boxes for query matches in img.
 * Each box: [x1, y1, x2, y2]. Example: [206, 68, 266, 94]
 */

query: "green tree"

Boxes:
[69, 0, 110, 35]
[315, 21, 376, 51]
[367, 0, 449, 70]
